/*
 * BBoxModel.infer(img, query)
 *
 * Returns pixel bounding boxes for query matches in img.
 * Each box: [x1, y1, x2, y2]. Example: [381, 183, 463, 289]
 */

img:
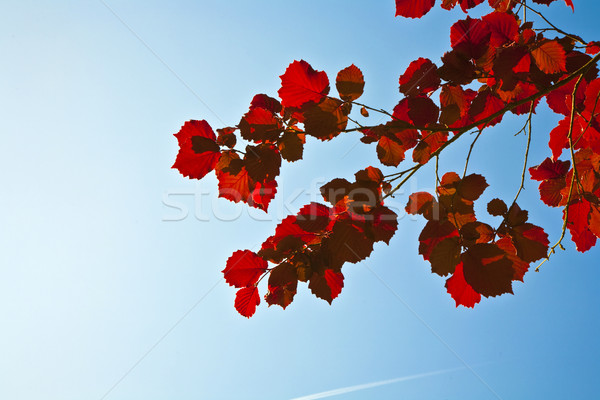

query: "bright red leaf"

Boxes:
[235, 286, 260, 318]
[445, 263, 482, 308]
[172, 120, 221, 180]
[278, 60, 330, 108]
[395, 0, 435, 18]
[223, 250, 268, 288]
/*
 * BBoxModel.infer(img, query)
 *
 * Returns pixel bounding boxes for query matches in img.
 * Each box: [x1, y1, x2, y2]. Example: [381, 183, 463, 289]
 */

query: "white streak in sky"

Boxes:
[290, 366, 466, 400]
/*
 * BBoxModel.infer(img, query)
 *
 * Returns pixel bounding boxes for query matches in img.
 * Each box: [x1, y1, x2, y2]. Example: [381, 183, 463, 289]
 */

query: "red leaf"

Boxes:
[296, 202, 333, 232]
[248, 180, 277, 211]
[218, 168, 251, 204]
[303, 98, 349, 141]
[278, 129, 305, 162]
[308, 270, 344, 304]
[222, 250, 268, 288]
[440, 85, 477, 127]
[394, 96, 440, 126]
[216, 127, 237, 148]
[377, 135, 408, 167]
[324, 269, 344, 300]
[469, 89, 505, 128]
[250, 94, 282, 114]
[399, 58, 440, 97]
[548, 117, 570, 160]
[482, 11, 518, 48]
[565, 199, 598, 252]
[546, 79, 587, 116]
[278, 60, 330, 108]
[532, 0, 574, 12]
[529, 158, 571, 207]
[487, 0, 516, 12]
[244, 144, 282, 182]
[496, 237, 529, 282]
[429, 237, 462, 276]
[326, 218, 375, 268]
[445, 263, 481, 308]
[239, 107, 283, 142]
[462, 243, 514, 297]
[508, 223, 549, 263]
[395, 0, 435, 18]
[413, 131, 448, 164]
[531, 40, 567, 74]
[369, 206, 399, 244]
[438, 51, 477, 86]
[586, 41, 600, 56]
[450, 17, 491, 60]
[172, 120, 221, 180]
[406, 192, 438, 220]
[235, 286, 260, 318]
[265, 263, 298, 309]
[487, 198, 508, 216]
[336, 64, 365, 101]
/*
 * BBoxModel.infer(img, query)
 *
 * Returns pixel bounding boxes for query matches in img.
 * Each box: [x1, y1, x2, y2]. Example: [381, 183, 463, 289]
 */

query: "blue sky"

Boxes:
[0, 1, 599, 399]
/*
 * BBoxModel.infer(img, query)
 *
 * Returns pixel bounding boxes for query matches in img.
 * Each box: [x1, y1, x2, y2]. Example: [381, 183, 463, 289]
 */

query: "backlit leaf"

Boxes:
[336, 64, 365, 101]
[223, 250, 268, 288]
[278, 60, 330, 108]
[235, 286, 260, 318]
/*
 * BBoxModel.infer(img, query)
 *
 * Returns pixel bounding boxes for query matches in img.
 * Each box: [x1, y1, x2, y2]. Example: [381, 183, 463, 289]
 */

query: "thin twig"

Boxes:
[515, 1, 587, 45]
[512, 103, 534, 205]
[462, 128, 484, 178]
[536, 75, 585, 271]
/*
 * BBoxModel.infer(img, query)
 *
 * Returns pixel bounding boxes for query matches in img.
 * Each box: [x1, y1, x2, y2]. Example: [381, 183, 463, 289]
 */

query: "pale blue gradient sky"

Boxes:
[0, 1, 598, 399]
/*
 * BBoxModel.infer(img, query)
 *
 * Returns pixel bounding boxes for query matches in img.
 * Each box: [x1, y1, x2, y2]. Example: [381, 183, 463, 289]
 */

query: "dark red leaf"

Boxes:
[265, 263, 298, 309]
[450, 17, 491, 60]
[278, 129, 305, 162]
[462, 243, 514, 297]
[487, 198, 508, 216]
[336, 64, 365, 101]
[326, 218, 375, 268]
[303, 98, 349, 140]
[239, 107, 283, 142]
[244, 144, 281, 182]
[428, 237, 462, 276]
[369, 206, 399, 244]
[469, 89, 505, 127]
[399, 58, 441, 97]
[308, 270, 344, 304]
[250, 94, 282, 114]
[482, 11, 519, 48]
[296, 202, 333, 232]
[438, 50, 477, 85]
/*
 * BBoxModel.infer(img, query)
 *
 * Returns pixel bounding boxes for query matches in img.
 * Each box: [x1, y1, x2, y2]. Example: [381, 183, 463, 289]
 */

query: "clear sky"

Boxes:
[0, 1, 599, 399]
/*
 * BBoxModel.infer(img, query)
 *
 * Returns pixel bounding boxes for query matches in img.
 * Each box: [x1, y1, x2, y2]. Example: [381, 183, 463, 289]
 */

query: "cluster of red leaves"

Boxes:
[172, 0, 600, 317]
[529, 77, 600, 251]
[173, 61, 366, 212]
[222, 167, 397, 317]
[394, 0, 573, 19]
[407, 173, 549, 307]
